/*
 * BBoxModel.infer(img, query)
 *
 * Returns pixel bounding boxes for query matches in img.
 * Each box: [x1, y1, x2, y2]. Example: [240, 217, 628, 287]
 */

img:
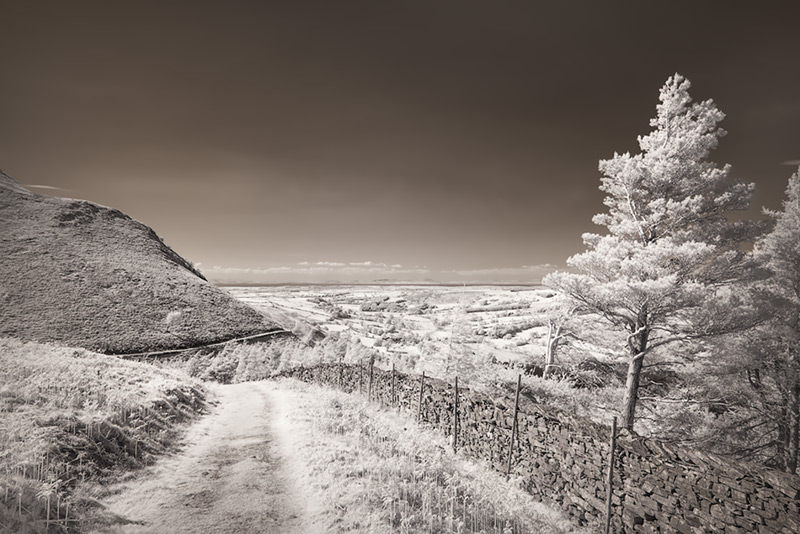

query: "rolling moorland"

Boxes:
[4, 194, 800, 532]
[228, 285, 647, 426]
[3, 75, 800, 531]
[0, 174, 584, 533]
[223, 275, 800, 474]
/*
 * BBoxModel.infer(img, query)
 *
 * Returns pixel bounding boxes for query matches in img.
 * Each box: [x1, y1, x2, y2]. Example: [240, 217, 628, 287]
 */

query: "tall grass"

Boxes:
[275, 379, 588, 534]
[0, 337, 206, 533]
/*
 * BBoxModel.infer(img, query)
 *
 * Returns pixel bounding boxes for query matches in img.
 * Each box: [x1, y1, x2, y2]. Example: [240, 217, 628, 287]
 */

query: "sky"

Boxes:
[1, 1, 799, 283]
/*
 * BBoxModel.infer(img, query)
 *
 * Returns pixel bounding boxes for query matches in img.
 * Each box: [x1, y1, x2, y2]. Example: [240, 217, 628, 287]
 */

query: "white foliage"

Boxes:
[724, 167, 800, 471]
[748, 167, 800, 378]
[544, 74, 758, 428]
[545, 74, 755, 349]
[756, 167, 800, 310]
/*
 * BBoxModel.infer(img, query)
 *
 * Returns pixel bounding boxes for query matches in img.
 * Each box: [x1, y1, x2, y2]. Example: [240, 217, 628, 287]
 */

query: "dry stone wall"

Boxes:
[279, 363, 800, 534]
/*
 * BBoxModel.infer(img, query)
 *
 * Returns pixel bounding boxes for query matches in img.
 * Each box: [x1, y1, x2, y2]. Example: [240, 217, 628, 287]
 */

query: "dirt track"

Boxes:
[94, 381, 313, 534]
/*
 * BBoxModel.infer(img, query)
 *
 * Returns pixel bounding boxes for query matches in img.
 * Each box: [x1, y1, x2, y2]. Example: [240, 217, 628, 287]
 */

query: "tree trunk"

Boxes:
[622, 352, 644, 431]
[622, 315, 649, 432]
[543, 321, 561, 379]
[777, 410, 788, 472]
[789, 383, 800, 474]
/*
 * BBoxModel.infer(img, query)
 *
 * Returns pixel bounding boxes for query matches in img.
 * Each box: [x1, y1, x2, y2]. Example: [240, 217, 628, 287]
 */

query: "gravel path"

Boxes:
[94, 381, 313, 534]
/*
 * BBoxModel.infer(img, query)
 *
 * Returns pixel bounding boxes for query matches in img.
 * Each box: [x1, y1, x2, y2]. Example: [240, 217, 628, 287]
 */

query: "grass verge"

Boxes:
[0, 338, 207, 533]
[272, 378, 588, 534]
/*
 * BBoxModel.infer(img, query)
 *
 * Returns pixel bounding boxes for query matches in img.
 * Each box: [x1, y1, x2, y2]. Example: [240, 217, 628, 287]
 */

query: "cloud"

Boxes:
[24, 184, 70, 191]
[210, 266, 302, 274]
[441, 264, 558, 282]
[298, 261, 346, 266]
[442, 264, 555, 274]
[782, 160, 800, 166]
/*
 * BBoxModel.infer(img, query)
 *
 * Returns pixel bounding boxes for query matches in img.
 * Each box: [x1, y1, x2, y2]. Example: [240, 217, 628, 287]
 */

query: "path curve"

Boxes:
[95, 381, 311, 534]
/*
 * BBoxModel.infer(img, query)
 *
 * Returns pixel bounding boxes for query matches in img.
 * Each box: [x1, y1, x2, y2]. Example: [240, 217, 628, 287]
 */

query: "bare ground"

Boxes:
[92, 381, 314, 534]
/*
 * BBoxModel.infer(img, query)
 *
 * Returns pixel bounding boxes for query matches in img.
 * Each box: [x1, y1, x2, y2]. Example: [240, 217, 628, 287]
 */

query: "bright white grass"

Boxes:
[0, 337, 206, 532]
[271, 379, 589, 534]
[0, 337, 202, 463]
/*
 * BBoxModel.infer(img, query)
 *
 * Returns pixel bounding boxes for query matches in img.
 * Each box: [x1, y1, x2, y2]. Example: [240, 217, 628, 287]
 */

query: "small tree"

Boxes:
[544, 74, 758, 431]
[544, 318, 565, 378]
[540, 296, 577, 378]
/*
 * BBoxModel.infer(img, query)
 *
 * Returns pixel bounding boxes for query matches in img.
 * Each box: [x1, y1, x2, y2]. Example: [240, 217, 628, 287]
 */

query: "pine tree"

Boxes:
[544, 74, 758, 431]
[745, 167, 800, 472]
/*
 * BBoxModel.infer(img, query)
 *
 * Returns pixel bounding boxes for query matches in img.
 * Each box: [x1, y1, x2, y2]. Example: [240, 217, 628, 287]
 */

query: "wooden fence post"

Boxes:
[368, 358, 374, 402]
[418, 371, 426, 422]
[453, 376, 459, 453]
[604, 416, 618, 534]
[391, 363, 396, 407]
[359, 359, 363, 394]
[505, 374, 522, 477]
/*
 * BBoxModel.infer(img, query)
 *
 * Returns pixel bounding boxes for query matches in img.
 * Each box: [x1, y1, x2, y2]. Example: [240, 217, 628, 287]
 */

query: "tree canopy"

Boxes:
[544, 74, 758, 430]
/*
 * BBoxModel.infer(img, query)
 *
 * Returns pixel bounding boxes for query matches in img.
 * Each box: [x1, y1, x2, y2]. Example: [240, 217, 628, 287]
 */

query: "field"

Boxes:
[226, 284, 626, 424]
[232, 284, 569, 369]
[223, 285, 757, 460]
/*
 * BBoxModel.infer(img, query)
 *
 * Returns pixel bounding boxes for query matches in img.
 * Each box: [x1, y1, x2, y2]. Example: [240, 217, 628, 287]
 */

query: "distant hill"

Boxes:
[0, 172, 281, 353]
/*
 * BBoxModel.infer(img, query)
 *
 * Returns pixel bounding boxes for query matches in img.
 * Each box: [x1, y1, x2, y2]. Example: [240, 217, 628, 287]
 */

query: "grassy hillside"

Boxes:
[0, 172, 280, 353]
[0, 337, 207, 533]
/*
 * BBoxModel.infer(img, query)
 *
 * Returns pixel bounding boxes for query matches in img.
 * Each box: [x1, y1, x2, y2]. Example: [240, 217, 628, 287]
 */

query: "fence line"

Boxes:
[506, 374, 522, 477]
[278, 362, 800, 534]
[453, 375, 459, 454]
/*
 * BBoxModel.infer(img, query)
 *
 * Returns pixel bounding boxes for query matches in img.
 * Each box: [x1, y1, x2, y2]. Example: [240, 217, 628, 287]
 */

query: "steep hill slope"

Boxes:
[0, 171, 280, 353]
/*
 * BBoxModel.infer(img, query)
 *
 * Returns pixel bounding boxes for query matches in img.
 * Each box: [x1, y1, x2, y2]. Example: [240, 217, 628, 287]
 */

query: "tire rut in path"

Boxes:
[95, 381, 310, 534]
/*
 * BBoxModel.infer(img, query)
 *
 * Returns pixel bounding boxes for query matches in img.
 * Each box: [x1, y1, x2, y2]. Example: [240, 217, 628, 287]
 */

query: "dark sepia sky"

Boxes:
[1, 1, 799, 283]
